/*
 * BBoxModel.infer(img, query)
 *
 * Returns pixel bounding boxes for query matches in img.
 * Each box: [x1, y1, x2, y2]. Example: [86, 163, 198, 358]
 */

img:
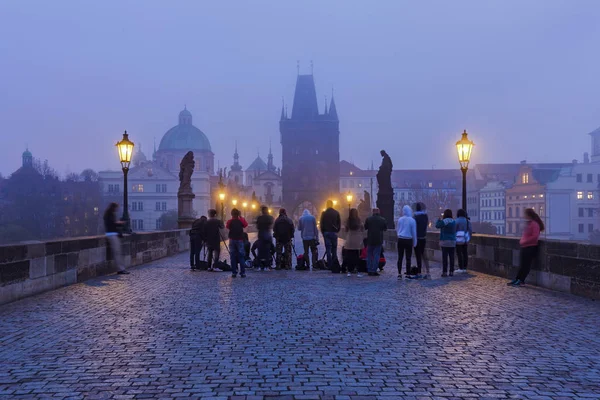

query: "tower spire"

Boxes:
[280, 97, 285, 121]
[324, 95, 328, 114]
[329, 88, 338, 121]
[267, 138, 275, 172]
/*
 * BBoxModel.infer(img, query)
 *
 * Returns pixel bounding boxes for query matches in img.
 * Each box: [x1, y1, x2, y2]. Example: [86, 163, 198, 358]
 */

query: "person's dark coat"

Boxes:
[204, 217, 224, 247]
[189, 218, 206, 240]
[364, 214, 388, 246]
[320, 208, 341, 234]
[273, 215, 295, 242]
[413, 211, 429, 240]
[256, 214, 274, 233]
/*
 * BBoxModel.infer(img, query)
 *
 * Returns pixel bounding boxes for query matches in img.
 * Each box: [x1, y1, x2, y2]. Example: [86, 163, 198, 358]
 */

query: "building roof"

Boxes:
[246, 156, 268, 172]
[291, 74, 319, 120]
[158, 108, 212, 152]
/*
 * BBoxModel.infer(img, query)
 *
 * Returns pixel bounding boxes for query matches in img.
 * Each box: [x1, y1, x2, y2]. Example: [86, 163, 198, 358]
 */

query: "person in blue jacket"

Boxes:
[435, 209, 457, 277]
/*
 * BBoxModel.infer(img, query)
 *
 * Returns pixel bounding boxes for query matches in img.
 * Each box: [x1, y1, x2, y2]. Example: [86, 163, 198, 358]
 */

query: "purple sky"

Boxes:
[1, 0, 600, 177]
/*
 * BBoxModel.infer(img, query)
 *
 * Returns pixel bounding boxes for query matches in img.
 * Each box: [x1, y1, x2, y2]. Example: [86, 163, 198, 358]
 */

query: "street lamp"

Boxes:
[456, 129, 475, 212]
[219, 192, 226, 221]
[242, 201, 248, 218]
[116, 130, 134, 232]
[332, 200, 338, 207]
[346, 193, 353, 213]
[232, 199, 238, 207]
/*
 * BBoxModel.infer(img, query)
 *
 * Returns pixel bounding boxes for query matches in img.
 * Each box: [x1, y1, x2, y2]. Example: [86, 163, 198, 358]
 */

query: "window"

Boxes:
[108, 184, 120, 193]
[516, 207, 520, 218]
[588, 174, 593, 183]
[588, 192, 594, 200]
[341, 180, 347, 188]
[522, 173, 529, 184]
[156, 184, 160, 192]
[577, 191, 583, 200]
[349, 181, 355, 188]
[577, 174, 582, 182]
[579, 208, 584, 217]
[494, 199, 498, 207]
[162, 184, 167, 192]
[539, 206, 544, 217]
[132, 184, 144, 192]
[161, 202, 167, 211]
[579, 223, 584, 233]
[156, 202, 161, 211]
[509, 207, 512, 217]
[132, 219, 144, 230]
[428, 182, 433, 188]
[156, 219, 162, 230]
[589, 224, 594, 233]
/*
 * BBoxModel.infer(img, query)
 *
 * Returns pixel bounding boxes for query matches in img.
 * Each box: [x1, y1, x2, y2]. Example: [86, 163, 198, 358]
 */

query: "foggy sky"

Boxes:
[1, 0, 600, 177]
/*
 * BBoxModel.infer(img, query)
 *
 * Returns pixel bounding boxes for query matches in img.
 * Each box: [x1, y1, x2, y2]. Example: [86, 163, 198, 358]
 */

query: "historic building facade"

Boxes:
[99, 108, 212, 231]
[280, 73, 340, 218]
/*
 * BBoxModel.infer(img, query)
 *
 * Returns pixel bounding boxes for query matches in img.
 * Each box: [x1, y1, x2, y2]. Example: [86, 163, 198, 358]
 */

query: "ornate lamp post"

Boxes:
[456, 130, 475, 212]
[346, 193, 353, 214]
[219, 192, 226, 222]
[116, 131, 134, 232]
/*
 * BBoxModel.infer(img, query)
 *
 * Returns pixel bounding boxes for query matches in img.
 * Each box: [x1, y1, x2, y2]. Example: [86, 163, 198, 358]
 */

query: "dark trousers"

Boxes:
[303, 239, 318, 267]
[257, 231, 273, 267]
[190, 237, 203, 267]
[275, 240, 292, 269]
[456, 244, 468, 270]
[207, 243, 221, 269]
[415, 239, 426, 274]
[323, 232, 339, 268]
[397, 238, 413, 275]
[441, 246, 455, 274]
[516, 245, 538, 282]
[343, 249, 360, 273]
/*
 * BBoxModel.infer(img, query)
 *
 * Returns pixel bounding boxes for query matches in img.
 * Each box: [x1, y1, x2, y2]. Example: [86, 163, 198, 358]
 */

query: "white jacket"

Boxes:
[396, 205, 417, 247]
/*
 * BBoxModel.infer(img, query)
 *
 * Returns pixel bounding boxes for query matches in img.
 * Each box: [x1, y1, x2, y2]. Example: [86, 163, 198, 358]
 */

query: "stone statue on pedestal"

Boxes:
[357, 190, 372, 222]
[178, 151, 196, 229]
[376, 150, 395, 229]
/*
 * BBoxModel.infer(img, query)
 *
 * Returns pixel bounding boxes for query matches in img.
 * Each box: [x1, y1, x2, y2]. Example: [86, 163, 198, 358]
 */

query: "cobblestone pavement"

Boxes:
[1, 235, 600, 400]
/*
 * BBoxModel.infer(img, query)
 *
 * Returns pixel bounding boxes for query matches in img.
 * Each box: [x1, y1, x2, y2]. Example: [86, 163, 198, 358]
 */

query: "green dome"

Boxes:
[158, 108, 212, 152]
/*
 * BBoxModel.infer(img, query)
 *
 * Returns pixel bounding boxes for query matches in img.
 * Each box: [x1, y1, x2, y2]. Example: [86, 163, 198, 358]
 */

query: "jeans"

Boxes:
[302, 239, 318, 268]
[516, 245, 538, 282]
[414, 239, 429, 275]
[441, 246, 455, 274]
[229, 239, 246, 275]
[190, 236, 203, 267]
[323, 232, 339, 268]
[367, 244, 381, 273]
[106, 234, 125, 272]
[456, 244, 468, 270]
[257, 231, 273, 267]
[397, 238, 413, 275]
[207, 244, 221, 269]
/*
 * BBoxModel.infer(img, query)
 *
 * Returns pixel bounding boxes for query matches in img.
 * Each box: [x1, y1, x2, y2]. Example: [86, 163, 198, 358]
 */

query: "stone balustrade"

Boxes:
[384, 230, 600, 300]
[0, 230, 190, 305]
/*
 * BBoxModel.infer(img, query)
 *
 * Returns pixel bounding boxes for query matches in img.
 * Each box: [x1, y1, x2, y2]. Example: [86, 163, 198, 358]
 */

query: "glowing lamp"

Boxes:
[456, 130, 474, 170]
[116, 130, 134, 170]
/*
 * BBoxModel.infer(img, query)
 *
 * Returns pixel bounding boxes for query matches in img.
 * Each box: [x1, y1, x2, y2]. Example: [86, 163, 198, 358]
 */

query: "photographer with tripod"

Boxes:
[204, 209, 224, 272]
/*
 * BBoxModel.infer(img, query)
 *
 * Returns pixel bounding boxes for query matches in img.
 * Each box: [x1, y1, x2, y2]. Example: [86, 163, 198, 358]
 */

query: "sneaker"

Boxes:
[190, 266, 196, 271]
[213, 268, 223, 272]
[347, 272, 352, 277]
[507, 279, 518, 286]
[415, 274, 423, 279]
[357, 273, 363, 277]
[241, 274, 246, 278]
[407, 275, 418, 280]
[441, 272, 448, 277]
[207, 267, 213, 272]
[231, 274, 237, 278]
[455, 269, 465, 274]
[117, 270, 130, 275]
[510, 279, 523, 287]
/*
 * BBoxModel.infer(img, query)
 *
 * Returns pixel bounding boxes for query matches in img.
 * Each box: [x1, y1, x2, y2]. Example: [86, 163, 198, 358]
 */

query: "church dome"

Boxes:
[131, 144, 148, 166]
[158, 107, 212, 152]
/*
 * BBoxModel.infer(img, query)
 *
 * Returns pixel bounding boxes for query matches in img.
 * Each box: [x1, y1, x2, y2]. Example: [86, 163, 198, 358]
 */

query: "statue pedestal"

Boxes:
[376, 191, 395, 230]
[178, 192, 196, 229]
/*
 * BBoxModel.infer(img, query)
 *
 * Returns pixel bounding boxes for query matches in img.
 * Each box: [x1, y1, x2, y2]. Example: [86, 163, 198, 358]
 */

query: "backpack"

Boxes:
[296, 254, 308, 270]
[330, 258, 341, 273]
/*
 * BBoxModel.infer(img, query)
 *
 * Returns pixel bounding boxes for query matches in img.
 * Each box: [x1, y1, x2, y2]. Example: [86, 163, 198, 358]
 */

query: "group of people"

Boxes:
[103, 198, 543, 286]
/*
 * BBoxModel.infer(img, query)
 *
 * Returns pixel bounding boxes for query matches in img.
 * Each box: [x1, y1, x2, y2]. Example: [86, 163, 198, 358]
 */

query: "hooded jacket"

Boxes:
[413, 211, 429, 240]
[396, 205, 417, 247]
[435, 218, 457, 245]
[298, 209, 318, 241]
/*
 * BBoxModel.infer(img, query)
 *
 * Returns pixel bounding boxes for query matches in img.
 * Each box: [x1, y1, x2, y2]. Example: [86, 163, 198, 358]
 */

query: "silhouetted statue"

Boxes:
[178, 151, 195, 194]
[376, 150, 395, 229]
[363, 190, 371, 210]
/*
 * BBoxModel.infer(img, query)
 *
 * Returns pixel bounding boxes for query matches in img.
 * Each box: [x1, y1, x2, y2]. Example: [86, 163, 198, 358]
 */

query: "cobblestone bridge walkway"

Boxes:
[1, 236, 600, 400]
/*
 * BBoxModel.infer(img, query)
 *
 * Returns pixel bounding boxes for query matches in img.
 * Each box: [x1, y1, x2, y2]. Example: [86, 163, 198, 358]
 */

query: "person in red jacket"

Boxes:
[508, 208, 544, 286]
[226, 208, 249, 278]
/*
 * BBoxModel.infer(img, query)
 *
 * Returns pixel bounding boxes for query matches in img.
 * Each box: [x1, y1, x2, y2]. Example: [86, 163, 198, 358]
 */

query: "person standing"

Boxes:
[413, 202, 430, 279]
[455, 209, 472, 274]
[189, 215, 207, 270]
[396, 205, 417, 279]
[226, 208, 248, 278]
[435, 209, 457, 277]
[298, 209, 319, 269]
[320, 200, 341, 269]
[364, 208, 387, 276]
[344, 208, 364, 277]
[103, 202, 130, 275]
[508, 208, 544, 287]
[204, 209, 225, 271]
[273, 208, 295, 270]
[256, 206, 274, 271]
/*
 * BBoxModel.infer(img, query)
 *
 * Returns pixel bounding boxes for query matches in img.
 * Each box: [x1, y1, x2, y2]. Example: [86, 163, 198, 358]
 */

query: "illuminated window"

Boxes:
[588, 192, 594, 200]
[428, 182, 433, 188]
[539, 206, 544, 217]
[350, 171, 353, 176]
[577, 191, 583, 200]
[522, 173, 529, 184]
[540, 194, 544, 198]
[132, 184, 144, 192]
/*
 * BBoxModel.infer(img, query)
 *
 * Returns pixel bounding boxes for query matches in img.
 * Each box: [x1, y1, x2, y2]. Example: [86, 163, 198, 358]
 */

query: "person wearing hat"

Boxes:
[273, 208, 295, 270]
